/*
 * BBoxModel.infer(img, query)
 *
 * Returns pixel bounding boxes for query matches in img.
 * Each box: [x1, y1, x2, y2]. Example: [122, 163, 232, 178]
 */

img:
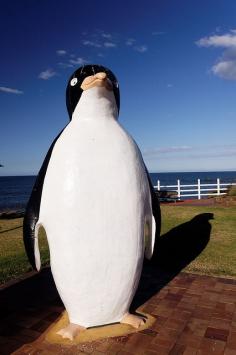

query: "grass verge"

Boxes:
[161, 204, 236, 277]
[0, 218, 49, 284]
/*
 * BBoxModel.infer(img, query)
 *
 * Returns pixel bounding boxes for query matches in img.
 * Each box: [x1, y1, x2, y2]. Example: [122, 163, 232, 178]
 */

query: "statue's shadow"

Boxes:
[131, 212, 214, 311]
[0, 212, 213, 354]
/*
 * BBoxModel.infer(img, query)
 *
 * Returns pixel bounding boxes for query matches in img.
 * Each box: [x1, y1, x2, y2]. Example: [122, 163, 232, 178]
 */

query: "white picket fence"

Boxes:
[154, 178, 236, 200]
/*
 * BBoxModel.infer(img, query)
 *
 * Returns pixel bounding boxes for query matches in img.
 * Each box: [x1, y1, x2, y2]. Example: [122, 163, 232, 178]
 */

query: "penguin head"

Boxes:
[66, 65, 120, 120]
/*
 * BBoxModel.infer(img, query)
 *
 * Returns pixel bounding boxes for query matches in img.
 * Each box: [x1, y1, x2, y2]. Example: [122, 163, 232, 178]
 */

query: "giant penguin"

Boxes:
[23, 65, 161, 340]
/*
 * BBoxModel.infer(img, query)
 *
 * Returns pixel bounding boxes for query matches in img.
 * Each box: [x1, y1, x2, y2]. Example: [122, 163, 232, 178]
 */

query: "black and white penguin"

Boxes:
[23, 65, 161, 340]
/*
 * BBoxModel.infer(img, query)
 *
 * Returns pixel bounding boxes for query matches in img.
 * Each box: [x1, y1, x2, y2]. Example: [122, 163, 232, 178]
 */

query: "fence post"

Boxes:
[217, 178, 220, 196]
[177, 179, 181, 200]
[198, 179, 201, 199]
[157, 180, 160, 191]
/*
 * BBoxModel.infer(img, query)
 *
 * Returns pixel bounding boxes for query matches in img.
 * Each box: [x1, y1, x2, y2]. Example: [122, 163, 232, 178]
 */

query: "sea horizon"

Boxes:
[1, 171, 236, 212]
[1, 169, 236, 178]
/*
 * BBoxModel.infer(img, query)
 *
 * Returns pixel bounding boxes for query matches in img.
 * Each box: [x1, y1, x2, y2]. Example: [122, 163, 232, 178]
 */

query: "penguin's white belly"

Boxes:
[39, 119, 152, 327]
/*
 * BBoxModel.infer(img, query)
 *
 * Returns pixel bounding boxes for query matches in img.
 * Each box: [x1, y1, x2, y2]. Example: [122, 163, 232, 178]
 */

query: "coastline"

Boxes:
[0, 172, 236, 212]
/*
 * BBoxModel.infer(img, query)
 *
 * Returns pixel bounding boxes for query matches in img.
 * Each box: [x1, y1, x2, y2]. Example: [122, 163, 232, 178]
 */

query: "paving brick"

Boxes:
[204, 327, 229, 342]
[183, 346, 198, 355]
[224, 349, 236, 355]
[197, 337, 226, 354]
[164, 317, 187, 332]
[177, 332, 202, 348]
[92, 339, 111, 352]
[140, 328, 158, 337]
[169, 343, 186, 354]
[1, 268, 236, 354]
[124, 333, 151, 352]
[165, 292, 183, 302]
[147, 344, 171, 354]
[171, 310, 192, 321]
[209, 317, 232, 330]
[14, 315, 40, 328]
[31, 319, 51, 333]
[151, 336, 176, 349]
[177, 301, 196, 312]
[193, 308, 213, 322]
[226, 330, 236, 350]
[143, 350, 160, 355]
[184, 318, 208, 337]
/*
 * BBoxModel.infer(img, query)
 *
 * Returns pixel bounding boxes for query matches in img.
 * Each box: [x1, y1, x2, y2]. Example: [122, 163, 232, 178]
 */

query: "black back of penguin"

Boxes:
[66, 65, 120, 120]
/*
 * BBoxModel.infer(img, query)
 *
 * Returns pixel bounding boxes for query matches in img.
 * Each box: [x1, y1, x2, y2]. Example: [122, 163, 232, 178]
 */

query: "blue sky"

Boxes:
[1, 0, 236, 175]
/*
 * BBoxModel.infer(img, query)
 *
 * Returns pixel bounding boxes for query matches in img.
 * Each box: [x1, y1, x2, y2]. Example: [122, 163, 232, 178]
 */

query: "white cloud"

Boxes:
[0, 86, 23, 94]
[187, 150, 236, 159]
[167, 83, 173, 88]
[144, 143, 236, 161]
[143, 146, 192, 158]
[196, 29, 236, 80]
[83, 40, 102, 48]
[212, 60, 236, 80]
[69, 57, 88, 66]
[104, 42, 116, 48]
[102, 33, 112, 39]
[126, 38, 136, 46]
[58, 62, 74, 68]
[56, 49, 67, 56]
[134, 45, 148, 53]
[152, 31, 166, 36]
[196, 31, 236, 48]
[38, 68, 57, 80]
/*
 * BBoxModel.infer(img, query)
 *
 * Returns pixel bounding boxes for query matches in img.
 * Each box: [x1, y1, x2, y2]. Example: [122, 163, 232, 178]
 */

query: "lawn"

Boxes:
[0, 203, 236, 285]
[160, 204, 236, 277]
[0, 219, 49, 285]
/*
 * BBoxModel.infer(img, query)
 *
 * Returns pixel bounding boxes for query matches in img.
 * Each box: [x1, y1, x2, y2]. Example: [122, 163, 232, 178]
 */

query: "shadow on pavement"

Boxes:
[0, 213, 213, 354]
[132, 213, 214, 310]
[0, 268, 62, 354]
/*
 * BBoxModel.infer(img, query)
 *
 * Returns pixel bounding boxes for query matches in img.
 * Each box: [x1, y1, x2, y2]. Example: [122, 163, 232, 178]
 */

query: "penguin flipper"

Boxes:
[23, 128, 66, 271]
[143, 164, 161, 260]
[144, 165, 161, 239]
[144, 216, 156, 259]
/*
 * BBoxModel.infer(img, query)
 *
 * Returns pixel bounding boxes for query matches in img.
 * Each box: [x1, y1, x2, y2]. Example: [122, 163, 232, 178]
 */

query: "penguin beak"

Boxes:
[81, 72, 112, 91]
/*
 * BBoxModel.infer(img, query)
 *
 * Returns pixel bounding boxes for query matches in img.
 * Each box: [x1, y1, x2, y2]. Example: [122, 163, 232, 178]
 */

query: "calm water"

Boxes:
[0, 171, 236, 211]
[149, 171, 236, 186]
[0, 176, 36, 212]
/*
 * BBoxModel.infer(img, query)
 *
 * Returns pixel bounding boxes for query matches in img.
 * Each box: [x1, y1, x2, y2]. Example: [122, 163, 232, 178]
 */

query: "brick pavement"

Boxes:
[0, 266, 236, 355]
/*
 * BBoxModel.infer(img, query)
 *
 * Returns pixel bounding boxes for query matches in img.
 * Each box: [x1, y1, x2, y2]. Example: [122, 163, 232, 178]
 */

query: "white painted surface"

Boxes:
[198, 179, 201, 200]
[155, 179, 236, 199]
[38, 86, 154, 327]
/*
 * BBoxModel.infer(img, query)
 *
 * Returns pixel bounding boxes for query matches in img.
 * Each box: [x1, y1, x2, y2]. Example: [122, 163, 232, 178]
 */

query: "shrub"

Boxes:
[227, 185, 236, 196]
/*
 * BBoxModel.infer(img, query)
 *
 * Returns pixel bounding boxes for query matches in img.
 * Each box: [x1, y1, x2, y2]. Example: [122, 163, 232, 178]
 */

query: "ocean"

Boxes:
[0, 171, 236, 212]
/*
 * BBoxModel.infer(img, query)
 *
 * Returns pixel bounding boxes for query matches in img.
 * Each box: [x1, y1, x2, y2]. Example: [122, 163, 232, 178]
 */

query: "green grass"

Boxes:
[227, 185, 236, 196]
[161, 204, 236, 277]
[0, 204, 236, 284]
[0, 218, 49, 284]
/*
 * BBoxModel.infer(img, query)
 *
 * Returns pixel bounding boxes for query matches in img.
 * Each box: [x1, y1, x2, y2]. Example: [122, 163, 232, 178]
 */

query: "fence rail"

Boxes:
[154, 178, 236, 200]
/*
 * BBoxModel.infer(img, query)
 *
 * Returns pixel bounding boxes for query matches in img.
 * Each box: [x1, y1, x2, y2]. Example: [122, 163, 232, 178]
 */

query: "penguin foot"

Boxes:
[121, 313, 146, 329]
[56, 323, 86, 340]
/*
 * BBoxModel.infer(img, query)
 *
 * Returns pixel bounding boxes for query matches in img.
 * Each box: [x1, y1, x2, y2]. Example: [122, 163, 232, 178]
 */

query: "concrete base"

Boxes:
[46, 311, 156, 345]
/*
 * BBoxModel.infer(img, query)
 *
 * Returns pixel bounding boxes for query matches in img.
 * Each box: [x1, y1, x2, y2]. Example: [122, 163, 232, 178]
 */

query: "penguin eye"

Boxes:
[70, 78, 78, 86]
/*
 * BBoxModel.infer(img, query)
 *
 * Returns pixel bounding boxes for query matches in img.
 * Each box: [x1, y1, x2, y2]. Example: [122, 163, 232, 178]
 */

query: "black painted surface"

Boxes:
[23, 129, 66, 270]
[66, 64, 120, 120]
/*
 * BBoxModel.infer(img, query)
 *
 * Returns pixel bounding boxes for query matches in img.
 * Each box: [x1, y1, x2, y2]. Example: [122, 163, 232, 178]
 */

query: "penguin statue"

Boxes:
[23, 65, 161, 340]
